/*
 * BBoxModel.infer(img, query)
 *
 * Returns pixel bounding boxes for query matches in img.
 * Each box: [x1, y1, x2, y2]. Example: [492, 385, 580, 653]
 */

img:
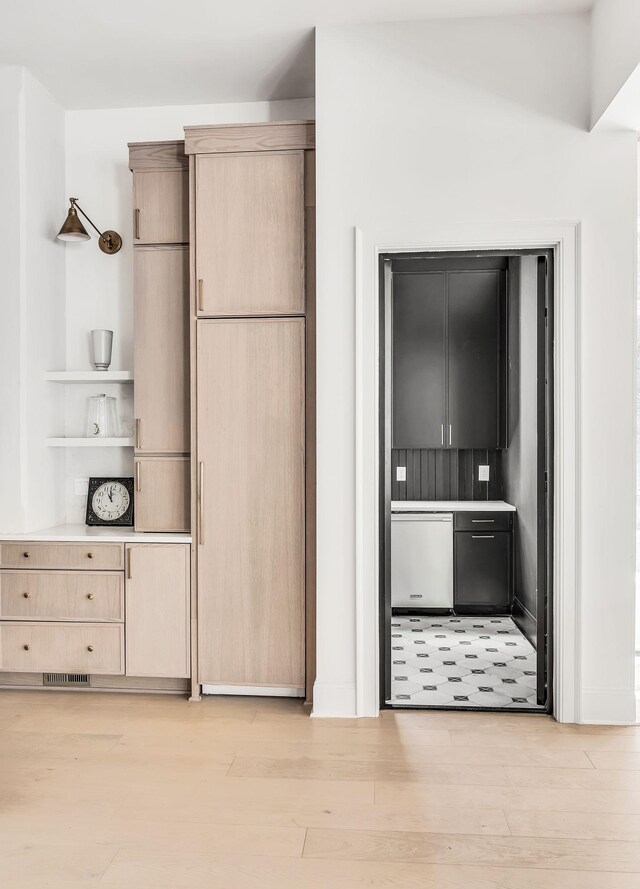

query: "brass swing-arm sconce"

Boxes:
[57, 197, 122, 255]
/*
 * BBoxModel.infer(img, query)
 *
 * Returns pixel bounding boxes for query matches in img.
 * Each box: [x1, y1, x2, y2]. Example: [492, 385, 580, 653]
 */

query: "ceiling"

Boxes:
[1, 0, 594, 110]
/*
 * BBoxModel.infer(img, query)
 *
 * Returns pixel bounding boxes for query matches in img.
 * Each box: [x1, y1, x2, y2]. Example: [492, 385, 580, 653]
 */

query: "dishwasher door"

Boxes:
[391, 512, 453, 608]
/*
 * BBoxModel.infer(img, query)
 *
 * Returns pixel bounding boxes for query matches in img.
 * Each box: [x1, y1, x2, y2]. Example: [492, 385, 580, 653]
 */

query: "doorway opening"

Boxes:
[379, 249, 553, 712]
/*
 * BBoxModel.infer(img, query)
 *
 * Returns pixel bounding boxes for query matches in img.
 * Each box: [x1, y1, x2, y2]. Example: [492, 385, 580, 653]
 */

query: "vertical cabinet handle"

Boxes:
[127, 548, 133, 580]
[198, 462, 205, 546]
[440, 424, 444, 446]
[135, 461, 141, 492]
[134, 208, 140, 240]
[198, 279, 204, 313]
[135, 419, 141, 449]
[448, 425, 452, 446]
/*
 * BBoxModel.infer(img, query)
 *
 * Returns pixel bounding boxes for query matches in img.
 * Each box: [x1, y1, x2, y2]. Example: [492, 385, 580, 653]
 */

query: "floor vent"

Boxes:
[43, 673, 90, 687]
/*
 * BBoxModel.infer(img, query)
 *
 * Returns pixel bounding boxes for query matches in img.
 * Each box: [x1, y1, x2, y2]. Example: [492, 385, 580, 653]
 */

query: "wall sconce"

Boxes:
[56, 197, 122, 255]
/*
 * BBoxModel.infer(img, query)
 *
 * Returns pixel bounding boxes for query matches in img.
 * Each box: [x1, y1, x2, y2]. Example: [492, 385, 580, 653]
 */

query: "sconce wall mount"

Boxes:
[57, 198, 122, 255]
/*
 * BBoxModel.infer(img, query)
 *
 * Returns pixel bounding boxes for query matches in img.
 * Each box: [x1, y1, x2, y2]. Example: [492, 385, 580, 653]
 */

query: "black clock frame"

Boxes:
[85, 477, 135, 527]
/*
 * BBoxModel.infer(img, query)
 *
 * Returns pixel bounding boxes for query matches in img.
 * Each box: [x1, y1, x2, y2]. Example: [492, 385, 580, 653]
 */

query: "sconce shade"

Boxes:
[57, 205, 91, 242]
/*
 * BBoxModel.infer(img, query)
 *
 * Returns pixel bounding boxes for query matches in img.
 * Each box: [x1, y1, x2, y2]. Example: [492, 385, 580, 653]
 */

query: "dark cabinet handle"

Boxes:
[23, 644, 30, 651]
[23, 552, 30, 558]
[87, 553, 94, 559]
[471, 519, 495, 523]
[471, 534, 495, 539]
[23, 593, 30, 599]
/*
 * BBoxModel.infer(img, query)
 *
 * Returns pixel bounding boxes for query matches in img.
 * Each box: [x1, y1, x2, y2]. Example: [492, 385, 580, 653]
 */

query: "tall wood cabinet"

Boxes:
[129, 141, 191, 533]
[185, 121, 315, 698]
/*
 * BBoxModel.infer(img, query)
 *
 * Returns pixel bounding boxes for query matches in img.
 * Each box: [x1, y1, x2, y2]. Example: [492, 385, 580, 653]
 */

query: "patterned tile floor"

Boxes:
[389, 615, 542, 709]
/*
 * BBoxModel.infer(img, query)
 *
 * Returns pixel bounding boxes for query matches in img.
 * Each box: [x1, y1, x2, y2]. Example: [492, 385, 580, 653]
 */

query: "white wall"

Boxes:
[0, 67, 66, 533]
[314, 13, 638, 722]
[62, 97, 314, 522]
[591, 0, 640, 128]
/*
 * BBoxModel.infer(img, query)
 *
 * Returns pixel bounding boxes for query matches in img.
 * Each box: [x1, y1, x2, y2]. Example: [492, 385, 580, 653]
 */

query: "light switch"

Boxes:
[396, 466, 407, 482]
[478, 465, 490, 482]
[75, 478, 89, 496]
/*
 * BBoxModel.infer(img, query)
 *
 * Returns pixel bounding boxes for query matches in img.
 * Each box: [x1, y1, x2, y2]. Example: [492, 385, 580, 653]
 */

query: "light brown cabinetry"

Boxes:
[194, 152, 305, 316]
[133, 246, 190, 454]
[133, 170, 189, 245]
[129, 141, 191, 535]
[134, 458, 190, 533]
[0, 542, 123, 571]
[125, 544, 190, 678]
[0, 571, 123, 622]
[0, 622, 124, 674]
[196, 318, 305, 688]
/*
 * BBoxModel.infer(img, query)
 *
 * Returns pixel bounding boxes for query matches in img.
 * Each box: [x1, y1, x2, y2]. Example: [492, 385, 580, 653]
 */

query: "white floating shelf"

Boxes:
[46, 437, 135, 448]
[45, 371, 134, 383]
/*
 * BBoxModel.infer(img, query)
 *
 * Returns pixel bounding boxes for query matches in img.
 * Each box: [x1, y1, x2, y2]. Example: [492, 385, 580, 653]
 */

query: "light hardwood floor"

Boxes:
[1, 692, 640, 887]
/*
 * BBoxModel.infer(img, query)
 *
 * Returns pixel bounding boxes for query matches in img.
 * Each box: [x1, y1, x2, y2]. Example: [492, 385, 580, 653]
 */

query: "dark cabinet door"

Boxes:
[447, 270, 503, 449]
[392, 273, 446, 448]
[454, 531, 511, 612]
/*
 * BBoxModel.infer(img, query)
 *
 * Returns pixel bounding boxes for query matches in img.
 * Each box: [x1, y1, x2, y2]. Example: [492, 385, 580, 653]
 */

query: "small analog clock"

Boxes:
[85, 477, 134, 527]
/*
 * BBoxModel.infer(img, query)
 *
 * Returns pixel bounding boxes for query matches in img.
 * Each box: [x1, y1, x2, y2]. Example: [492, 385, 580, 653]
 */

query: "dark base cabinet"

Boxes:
[454, 528, 512, 614]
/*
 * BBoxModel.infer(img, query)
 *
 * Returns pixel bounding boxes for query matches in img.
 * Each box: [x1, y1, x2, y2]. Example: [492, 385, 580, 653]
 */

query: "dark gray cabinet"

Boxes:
[454, 517, 512, 613]
[392, 260, 506, 449]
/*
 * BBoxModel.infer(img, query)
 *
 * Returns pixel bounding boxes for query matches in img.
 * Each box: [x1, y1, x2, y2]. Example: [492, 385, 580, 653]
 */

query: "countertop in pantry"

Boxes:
[0, 524, 192, 543]
[391, 500, 516, 512]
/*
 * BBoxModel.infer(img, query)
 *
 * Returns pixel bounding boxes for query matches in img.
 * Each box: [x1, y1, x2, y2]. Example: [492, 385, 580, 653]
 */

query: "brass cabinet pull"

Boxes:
[23, 552, 30, 558]
[198, 279, 204, 313]
[198, 462, 204, 546]
[87, 552, 94, 559]
[23, 593, 30, 599]
[87, 594, 94, 600]
[23, 644, 29, 651]
[87, 646, 94, 652]
[135, 418, 141, 449]
[134, 208, 140, 240]
[135, 461, 141, 492]
[127, 548, 132, 580]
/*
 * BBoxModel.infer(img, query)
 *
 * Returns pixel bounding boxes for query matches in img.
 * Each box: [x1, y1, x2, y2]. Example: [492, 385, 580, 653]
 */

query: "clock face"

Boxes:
[91, 481, 131, 522]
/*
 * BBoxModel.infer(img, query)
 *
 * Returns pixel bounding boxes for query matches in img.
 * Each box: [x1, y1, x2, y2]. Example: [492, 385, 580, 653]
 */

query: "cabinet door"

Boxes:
[447, 270, 503, 448]
[132, 171, 189, 245]
[454, 531, 511, 612]
[134, 458, 190, 533]
[392, 272, 446, 448]
[195, 152, 304, 316]
[197, 318, 305, 687]
[125, 544, 190, 678]
[134, 246, 190, 454]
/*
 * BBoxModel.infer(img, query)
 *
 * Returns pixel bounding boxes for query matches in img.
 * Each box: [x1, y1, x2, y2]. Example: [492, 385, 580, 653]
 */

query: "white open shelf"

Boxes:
[46, 437, 135, 448]
[45, 371, 134, 383]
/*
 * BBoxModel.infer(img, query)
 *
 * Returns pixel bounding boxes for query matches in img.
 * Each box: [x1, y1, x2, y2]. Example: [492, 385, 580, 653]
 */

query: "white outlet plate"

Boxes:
[478, 465, 490, 482]
[396, 466, 407, 482]
[75, 478, 89, 496]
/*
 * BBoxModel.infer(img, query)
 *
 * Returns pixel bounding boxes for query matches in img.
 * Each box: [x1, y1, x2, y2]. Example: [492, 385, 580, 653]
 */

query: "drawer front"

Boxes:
[454, 512, 513, 532]
[0, 622, 124, 674]
[0, 543, 124, 571]
[0, 572, 123, 622]
[454, 531, 511, 611]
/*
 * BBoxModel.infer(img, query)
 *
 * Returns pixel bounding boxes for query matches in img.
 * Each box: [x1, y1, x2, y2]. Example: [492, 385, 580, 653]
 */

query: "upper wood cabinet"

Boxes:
[391, 257, 506, 450]
[133, 246, 189, 454]
[134, 457, 190, 533]
[132, 170, 189, 245]
[194, 151, 305, 316]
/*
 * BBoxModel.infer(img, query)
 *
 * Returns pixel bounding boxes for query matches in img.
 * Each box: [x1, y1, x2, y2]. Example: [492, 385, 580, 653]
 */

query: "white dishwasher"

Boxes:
[391, 512, 453, 608]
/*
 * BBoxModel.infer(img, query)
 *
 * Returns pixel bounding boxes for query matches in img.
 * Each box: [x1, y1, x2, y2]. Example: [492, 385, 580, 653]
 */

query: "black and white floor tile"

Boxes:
[390, 615, 542, 709]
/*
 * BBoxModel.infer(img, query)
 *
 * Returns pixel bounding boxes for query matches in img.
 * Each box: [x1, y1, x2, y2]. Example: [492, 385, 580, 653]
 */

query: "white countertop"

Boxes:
[0, 524, 192, 543]
[391, 500, 516, 512]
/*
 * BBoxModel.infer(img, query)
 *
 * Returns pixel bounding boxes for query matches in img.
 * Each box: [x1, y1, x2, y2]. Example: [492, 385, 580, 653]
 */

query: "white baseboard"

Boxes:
[580, 688, 638, 725]
[201, 685, 304, 698]
[311, 680, 358, 717]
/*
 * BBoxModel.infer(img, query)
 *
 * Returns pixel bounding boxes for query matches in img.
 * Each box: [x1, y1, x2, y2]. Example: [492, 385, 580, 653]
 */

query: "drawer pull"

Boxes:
[87, 552, 94, 559]
[23, 644, 30, 651]
[409, 594, 423, 599]
[472, 535, 495, 539]
[471, 519, 495, 523]
[87, 594, 94, 600]
[23, 592, 30, 599]
[87, 646, 94, 652]
[23, 552, 30, 558]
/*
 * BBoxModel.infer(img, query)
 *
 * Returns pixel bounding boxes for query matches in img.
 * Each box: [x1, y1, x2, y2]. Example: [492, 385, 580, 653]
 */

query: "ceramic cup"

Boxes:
[91, 329, 113, 371]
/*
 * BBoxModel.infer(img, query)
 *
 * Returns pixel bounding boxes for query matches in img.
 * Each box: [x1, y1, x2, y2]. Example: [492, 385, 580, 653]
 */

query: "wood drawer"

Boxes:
[0, 622, 124, 674]
[0, 542, 124, 571]
[0, 571, 123, 622]
[454, 512, 513, 532]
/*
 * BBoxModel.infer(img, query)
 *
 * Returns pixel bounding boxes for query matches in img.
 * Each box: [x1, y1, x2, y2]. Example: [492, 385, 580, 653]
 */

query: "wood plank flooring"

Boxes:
[1, 691, 640, 887]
